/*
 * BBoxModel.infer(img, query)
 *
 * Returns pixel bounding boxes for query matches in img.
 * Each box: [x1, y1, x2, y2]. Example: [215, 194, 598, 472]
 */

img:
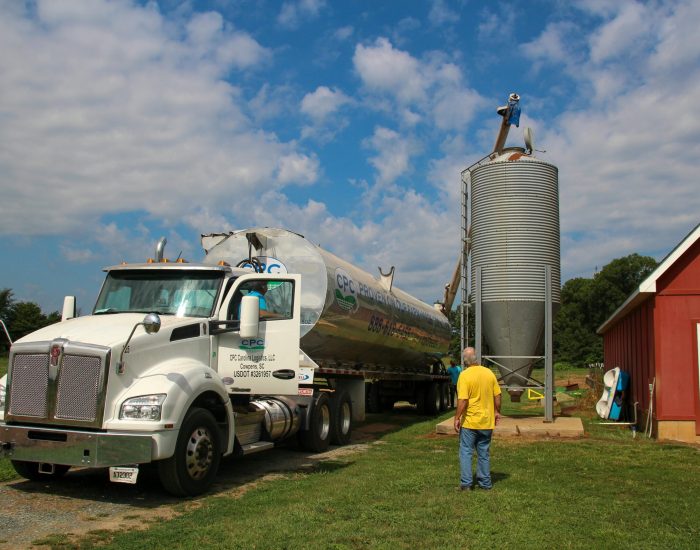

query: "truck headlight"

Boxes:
[0, 383, 5, 410]
[119, 394, 166, 421]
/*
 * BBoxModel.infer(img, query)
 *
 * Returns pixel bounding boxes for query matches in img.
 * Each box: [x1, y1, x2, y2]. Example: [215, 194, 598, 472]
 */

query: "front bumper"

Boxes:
[0, 424, 153, 467]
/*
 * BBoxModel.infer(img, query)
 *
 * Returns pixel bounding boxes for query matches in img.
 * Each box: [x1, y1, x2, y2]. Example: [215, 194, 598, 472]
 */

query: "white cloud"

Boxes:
[353, 38, 427, 104]
[277, 0, 326, 29]
[276, 152, 320, 185]
[364, 127, 419, 187]
[353, 37, 485, 130]
[649, 0, 700, 75]
[333, 25, 353, 41]
[428, 0, 460, 26]
[300, 86, 351, 122]
[432, 87, 487, 131]
[522, 21, 579, 66]
[0, 0, 309, 237]
[588, 2, 653, 64]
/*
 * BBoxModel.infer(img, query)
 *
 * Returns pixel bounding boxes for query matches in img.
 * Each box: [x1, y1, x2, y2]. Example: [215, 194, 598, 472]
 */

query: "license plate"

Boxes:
[109, 466, 139, 484]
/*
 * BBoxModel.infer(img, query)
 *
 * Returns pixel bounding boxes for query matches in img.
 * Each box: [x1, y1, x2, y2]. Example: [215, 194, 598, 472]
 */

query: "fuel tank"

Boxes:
[202, 228, 450, 371]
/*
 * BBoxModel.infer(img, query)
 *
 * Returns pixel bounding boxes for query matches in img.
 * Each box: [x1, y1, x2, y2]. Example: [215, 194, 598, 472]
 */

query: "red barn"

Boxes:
[598, 224, 700, 443]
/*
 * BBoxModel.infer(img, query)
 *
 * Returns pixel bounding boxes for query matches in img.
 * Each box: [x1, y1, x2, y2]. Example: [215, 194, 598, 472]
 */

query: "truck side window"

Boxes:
[228, 280, 294, 321]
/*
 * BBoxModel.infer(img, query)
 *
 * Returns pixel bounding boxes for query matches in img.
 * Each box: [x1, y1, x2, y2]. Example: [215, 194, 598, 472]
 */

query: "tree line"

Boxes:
[448, 253, 658, 367]
[0, 289, 60, 353]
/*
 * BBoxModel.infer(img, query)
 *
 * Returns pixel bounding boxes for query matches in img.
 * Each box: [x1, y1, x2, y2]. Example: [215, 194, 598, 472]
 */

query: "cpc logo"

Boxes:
[240, 256, 287, 274]
[240, 338, 265, 350]
[334, 268, 359, 314]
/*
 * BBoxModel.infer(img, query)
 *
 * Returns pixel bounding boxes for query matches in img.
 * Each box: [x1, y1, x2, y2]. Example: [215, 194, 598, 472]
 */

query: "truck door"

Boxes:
[216, 274, 301, 396]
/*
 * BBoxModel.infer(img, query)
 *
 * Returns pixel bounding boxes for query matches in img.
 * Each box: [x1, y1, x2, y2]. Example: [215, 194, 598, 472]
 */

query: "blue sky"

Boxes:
[1, 0, 699, 314]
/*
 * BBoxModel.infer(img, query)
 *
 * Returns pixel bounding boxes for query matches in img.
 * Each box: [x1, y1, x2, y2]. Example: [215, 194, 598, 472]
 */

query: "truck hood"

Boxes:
[15, 314, 206, 348]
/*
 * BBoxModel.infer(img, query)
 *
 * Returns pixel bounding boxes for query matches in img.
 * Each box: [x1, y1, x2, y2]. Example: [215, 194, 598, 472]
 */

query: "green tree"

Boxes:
[1, 288, 14, 351]
[1, 297, 61, 347]
[447, 300, 475, 360]
[554, 253, 657, 367]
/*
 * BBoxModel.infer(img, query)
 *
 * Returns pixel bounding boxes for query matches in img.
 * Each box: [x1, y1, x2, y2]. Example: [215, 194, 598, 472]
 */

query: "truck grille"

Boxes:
[7, 354, 49, 418]
[55, 355, 103, 422]
[7, 341, 110, 428]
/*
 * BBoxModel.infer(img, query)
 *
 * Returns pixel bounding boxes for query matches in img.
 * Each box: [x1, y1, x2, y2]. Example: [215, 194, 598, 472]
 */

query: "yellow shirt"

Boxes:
[456, 365, 501, 429]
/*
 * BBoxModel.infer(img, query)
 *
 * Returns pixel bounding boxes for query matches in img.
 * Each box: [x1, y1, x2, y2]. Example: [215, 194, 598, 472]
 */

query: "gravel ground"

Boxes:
[0, 416, 414, 549]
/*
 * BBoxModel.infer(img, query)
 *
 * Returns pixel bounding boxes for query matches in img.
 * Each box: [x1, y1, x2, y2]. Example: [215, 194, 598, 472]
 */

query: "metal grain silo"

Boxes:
[470, 148, 560, 396]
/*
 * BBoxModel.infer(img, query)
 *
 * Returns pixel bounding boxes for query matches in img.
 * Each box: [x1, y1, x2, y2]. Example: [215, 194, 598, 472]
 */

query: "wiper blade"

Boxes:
[93, 308, 119, 315]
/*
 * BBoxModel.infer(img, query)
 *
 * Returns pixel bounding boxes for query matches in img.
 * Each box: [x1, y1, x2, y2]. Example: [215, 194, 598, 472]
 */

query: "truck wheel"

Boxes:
[158, 407, 221, 497]
[299, 392, 331, 453]
[11, 461, 70, 481]
[425, 382, 441, 416]
[330, 390, 352, 446]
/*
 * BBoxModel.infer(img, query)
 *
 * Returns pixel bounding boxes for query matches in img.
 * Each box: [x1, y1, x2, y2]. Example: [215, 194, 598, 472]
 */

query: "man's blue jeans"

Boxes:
[459, 428, 493, 489]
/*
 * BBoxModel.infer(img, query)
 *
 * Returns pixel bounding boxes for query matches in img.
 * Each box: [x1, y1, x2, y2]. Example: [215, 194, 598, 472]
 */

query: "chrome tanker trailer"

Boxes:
[1, 228, 451, 496]
[202, 227, 452, 411]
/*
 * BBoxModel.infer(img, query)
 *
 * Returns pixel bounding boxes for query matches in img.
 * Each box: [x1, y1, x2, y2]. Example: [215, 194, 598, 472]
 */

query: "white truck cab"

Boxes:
[0, 260, 327, 496]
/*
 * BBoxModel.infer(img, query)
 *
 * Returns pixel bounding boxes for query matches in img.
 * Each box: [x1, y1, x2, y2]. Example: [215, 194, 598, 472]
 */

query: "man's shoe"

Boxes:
[456, 485, 472, 491]
[477, 485, 493, 491]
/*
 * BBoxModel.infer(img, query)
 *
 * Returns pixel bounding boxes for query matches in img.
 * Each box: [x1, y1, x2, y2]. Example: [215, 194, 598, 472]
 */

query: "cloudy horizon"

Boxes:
[1, 0, 698, 313]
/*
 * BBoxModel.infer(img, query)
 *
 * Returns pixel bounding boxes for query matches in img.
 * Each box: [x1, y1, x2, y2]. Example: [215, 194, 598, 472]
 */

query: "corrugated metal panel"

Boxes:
[470, 155, 560, 387]
[471, 158, 561, 302]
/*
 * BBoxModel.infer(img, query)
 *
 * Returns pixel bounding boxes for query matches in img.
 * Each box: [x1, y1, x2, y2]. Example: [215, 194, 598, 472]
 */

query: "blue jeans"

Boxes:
[459, 428, 493, 489]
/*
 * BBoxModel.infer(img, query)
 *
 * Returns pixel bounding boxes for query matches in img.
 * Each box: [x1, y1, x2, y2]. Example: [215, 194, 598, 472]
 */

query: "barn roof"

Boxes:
[597, 223, 700, 335]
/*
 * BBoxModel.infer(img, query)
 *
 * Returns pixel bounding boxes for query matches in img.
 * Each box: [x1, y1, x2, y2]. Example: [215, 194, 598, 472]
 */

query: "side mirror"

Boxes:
[61, 296, 76, 321]
[239, 295, 260, 339]
[142, 312, 161, 334]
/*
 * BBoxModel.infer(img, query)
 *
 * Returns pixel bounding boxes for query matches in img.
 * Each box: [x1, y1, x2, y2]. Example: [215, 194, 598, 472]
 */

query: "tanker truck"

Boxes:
[0, 228, 451, 496]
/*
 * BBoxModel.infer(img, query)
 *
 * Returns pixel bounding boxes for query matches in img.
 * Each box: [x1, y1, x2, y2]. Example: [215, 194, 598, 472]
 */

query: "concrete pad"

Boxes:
[435, 416, 584, 438]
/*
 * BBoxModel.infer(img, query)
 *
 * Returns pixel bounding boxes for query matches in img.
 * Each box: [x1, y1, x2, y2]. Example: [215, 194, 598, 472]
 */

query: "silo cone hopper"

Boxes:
[481, 301, 549, 400]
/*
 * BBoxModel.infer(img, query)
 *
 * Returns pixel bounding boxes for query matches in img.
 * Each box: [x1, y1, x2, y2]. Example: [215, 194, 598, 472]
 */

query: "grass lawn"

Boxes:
[51, 402, 699, 548]
[4, 364, 699, 548]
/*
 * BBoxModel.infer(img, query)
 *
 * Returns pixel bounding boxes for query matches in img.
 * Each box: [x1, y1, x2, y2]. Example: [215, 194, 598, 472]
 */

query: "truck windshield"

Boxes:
[94, 270, 224, 318]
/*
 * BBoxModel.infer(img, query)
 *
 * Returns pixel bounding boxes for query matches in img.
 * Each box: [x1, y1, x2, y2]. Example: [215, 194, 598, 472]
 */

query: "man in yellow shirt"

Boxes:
[453, 347, 502, 490]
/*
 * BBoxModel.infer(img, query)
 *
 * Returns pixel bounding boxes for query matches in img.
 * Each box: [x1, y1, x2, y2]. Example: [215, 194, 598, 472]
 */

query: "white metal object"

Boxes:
[239, 295, 260, 338]
[61, 296, 76, 321]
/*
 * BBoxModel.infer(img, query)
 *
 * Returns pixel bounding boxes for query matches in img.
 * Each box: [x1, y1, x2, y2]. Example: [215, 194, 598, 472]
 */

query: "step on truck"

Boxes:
[0, 228, 451, 496]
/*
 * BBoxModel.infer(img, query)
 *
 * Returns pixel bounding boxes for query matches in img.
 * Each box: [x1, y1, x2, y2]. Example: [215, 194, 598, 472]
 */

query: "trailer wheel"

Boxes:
[299, 392, 331, 452]
[158, 407, 221, 497]
[425, 382, 441, 415]
[330, 390, 353, 446]
[11, 461, 70, 481]
[439, 382, 449, 412]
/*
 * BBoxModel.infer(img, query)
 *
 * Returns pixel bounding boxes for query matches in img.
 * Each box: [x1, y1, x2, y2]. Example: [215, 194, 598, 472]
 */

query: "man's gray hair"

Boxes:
[462, 347, 479, 366]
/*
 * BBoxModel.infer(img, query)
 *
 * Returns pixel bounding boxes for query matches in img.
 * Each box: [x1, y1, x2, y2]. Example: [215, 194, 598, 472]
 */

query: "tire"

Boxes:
[439, 382, 449, 412]
[330, 390, 353, 446]
[298, 392, 332, 453]
[424, 382, 441, 416]
[158, 407, 222, 497]
[11, 460, 70, 481]
[366, 383, 381, 414]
